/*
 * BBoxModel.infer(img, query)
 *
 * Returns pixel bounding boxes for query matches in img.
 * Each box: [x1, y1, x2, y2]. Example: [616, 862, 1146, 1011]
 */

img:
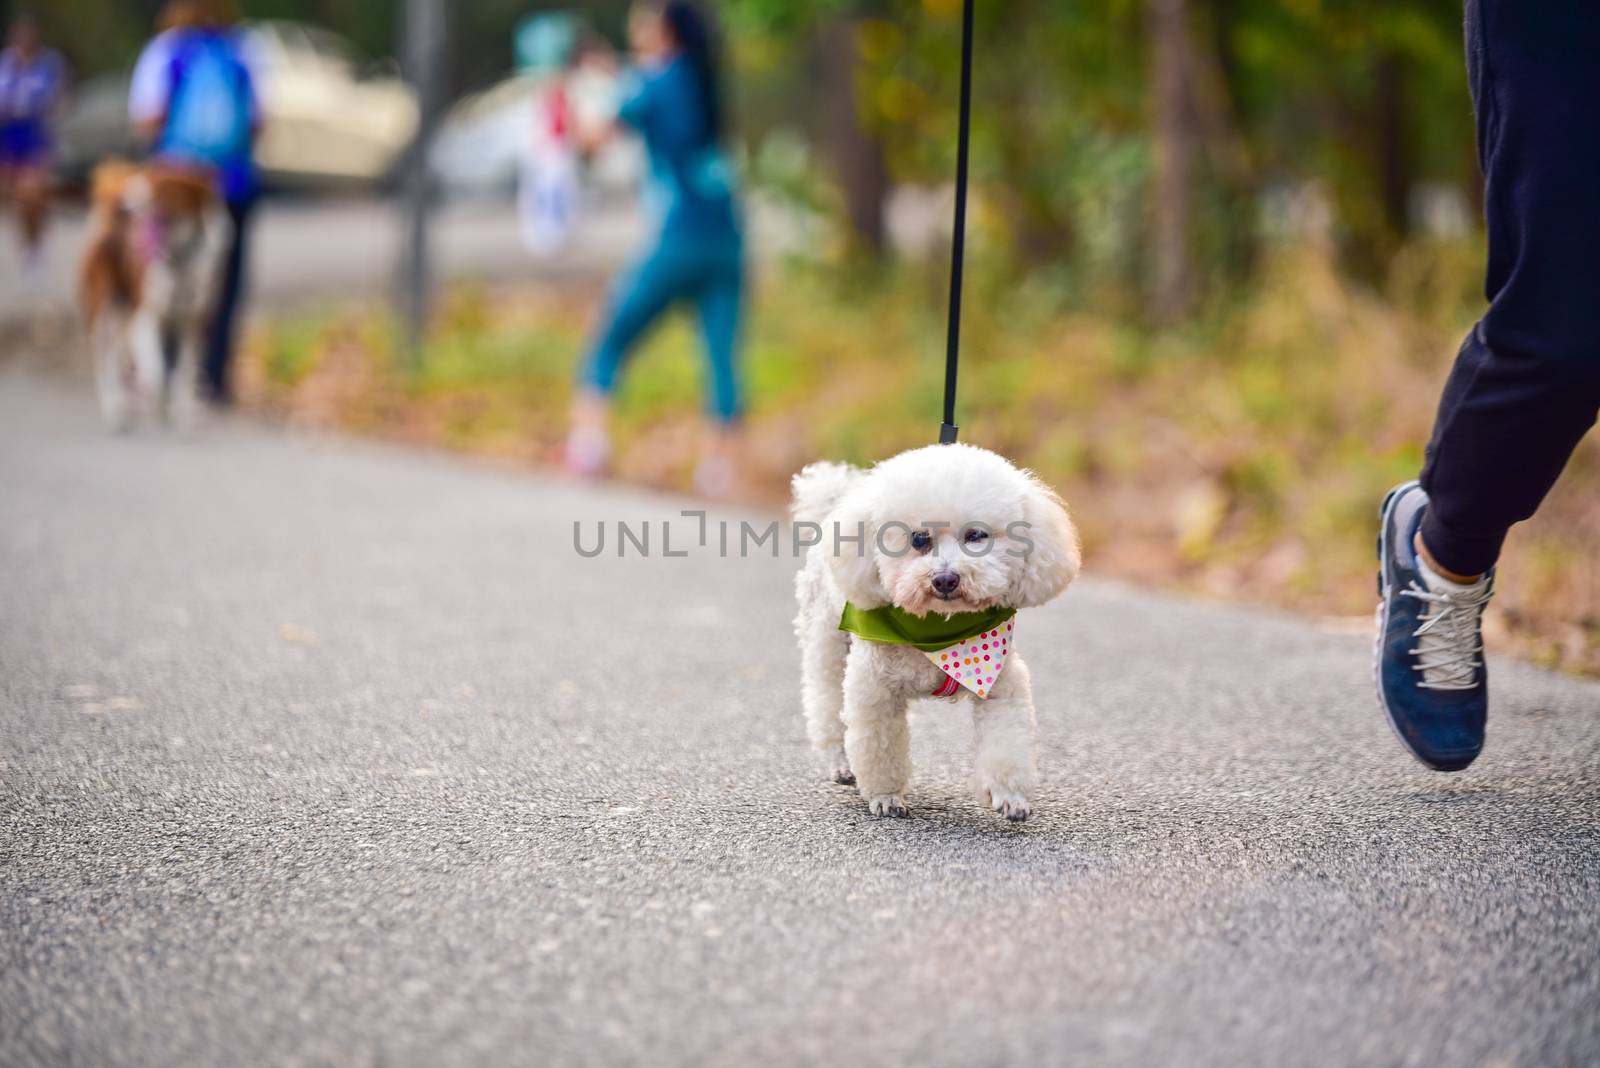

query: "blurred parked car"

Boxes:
[250, 21, 417, 191]
[428, 74, 536, 199]
[56, 21, 417, 193]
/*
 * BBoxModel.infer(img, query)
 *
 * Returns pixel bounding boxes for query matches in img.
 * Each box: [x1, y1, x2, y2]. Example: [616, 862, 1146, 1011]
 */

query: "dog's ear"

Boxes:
[1008, 474, 1081, 607]
[824, 483, 890, 608]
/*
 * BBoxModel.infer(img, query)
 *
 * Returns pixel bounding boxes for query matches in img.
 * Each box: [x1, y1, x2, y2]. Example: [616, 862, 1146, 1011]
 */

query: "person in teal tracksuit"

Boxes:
[565, 0, 745, 496]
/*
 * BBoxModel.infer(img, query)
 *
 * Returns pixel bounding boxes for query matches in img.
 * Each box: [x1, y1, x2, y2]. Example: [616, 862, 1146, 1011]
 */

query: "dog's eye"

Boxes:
[963, 528, 989, 544]
[910, 530, 932, 552]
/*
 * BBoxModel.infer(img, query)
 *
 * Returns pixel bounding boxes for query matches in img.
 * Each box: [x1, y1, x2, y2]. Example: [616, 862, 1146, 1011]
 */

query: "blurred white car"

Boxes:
[248, 21, 418, 190]
[428, 74, 537, 199]
[57, 21, 417, 192]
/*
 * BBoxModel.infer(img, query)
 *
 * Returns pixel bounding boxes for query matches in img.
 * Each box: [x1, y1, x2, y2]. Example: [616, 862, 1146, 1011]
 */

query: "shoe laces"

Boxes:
[1401, 577, 1491, 691]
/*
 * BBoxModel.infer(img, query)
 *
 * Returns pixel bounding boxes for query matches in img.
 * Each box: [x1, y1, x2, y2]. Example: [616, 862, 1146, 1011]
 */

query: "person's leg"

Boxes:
[1, 160, 45, 281]
[1376, 0, 1600, 772]
[568, 246, 685, 474]
[0, 166, 15, 259]
[15, 166, 49, 260]
[582, 248, 685, 399]
[204, 197, 254, 404]
[695, 253, 744, 424]
[690, 252, 745, 497]
[1418, 0, 1600, 576]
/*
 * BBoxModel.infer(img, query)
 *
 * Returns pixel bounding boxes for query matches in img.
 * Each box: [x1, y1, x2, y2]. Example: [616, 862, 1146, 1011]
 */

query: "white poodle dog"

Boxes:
[792, 444, 1080, 821]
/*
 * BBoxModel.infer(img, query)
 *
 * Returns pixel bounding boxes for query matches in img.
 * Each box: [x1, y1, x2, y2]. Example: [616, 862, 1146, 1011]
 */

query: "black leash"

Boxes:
[939, 0, 975, 445]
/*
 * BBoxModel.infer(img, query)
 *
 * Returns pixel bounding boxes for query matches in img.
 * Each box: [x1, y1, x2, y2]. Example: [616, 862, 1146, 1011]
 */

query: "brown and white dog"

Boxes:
[79, 161, 225, 431]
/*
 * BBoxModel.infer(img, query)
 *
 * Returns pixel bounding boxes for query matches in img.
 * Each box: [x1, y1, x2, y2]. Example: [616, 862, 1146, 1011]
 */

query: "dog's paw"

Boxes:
[983, 785, 1031, 823]
[824, 747, 855, 786]
[100, 397, 134, 434]
[866, 794, 909, 818]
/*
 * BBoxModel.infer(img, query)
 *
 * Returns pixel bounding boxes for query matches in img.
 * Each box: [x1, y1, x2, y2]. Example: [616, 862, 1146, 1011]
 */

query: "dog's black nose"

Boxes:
[931, 570, 961, 597]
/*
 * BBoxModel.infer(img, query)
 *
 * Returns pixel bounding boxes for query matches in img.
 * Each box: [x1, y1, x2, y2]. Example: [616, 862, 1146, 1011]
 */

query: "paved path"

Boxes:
[2, 370, 1598, 1068]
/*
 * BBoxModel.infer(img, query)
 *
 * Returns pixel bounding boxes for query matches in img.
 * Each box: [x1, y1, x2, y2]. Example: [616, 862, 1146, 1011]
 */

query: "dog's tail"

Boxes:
[790, 461, 863, 525]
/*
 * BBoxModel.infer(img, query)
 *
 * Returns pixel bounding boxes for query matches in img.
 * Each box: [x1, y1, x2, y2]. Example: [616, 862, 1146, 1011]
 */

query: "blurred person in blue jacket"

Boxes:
[129, 0, 260, 406]
[0, 14, 68, 285]
[565, 0, 746, 498]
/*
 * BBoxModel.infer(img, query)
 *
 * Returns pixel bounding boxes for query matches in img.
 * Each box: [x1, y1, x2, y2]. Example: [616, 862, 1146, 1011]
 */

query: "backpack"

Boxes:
[160, 33, 253, 168]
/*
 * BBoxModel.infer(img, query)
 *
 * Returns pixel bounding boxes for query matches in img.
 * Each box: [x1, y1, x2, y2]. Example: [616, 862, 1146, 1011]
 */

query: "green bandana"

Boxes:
[838, 603, 1016, 652]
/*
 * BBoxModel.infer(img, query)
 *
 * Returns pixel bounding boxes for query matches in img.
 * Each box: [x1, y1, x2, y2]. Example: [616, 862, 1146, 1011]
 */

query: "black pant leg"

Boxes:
[1418, 0, 1600, 575]
[205, 196, 254, 404]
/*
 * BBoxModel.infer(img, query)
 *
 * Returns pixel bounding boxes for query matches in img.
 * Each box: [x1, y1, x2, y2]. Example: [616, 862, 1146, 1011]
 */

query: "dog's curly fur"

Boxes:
[792, 444, 1080, 821]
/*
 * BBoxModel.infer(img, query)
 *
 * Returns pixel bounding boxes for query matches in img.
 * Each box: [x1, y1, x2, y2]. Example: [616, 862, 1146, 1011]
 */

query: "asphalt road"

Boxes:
[2, 369, 1598, 1068]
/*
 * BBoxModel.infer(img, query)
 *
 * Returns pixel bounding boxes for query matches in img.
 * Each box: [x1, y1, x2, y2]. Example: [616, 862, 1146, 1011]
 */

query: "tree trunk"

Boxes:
[1375, 52, 1411, 242]
[820, 17, 890, 257]
[1190, 0, 1255, 279]
[1149, 0, 1196, 325]
[399, 0, 446, 365]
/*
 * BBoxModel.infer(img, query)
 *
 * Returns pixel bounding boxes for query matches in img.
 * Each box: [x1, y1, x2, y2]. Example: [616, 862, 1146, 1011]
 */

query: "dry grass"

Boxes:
[237, 238, 1599, 674]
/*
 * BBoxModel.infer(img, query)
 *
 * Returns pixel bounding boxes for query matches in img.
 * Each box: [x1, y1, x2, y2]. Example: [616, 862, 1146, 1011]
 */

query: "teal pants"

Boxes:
[583, 235, 745, 422]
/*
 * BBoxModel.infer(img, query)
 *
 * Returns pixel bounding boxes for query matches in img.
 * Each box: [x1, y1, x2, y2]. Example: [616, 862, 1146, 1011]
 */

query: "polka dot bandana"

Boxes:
[926, 619, 1013, 700]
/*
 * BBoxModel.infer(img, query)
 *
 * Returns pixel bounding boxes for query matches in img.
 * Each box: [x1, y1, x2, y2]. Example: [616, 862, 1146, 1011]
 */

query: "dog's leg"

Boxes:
[796, 560, 853, 783]
[128, 309, 165, 423]
[92, 313, 133, 432]
[804, 627, 853, 784]
[971, 655, 1039, 822]
[168, 319, 202, 432]
[842, 645, 912, 817]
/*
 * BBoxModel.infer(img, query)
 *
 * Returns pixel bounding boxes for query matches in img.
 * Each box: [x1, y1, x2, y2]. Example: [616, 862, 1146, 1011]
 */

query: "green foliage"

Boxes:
[262, 315, 325, 387]
[24, 0, 152, 74]
[719, 0, 1473, 290]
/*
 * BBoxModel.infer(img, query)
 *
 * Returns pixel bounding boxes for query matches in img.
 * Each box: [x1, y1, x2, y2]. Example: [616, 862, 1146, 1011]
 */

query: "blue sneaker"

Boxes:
[1375, 481, 1494, 771]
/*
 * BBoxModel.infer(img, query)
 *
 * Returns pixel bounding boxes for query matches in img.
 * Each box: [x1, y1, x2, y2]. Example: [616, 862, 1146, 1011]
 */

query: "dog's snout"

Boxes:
[931, 570, 961, 597]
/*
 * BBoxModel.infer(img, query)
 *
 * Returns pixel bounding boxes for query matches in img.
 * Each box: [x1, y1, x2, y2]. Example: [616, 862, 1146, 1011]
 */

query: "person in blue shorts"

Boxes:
[0, 15, 67, 285]
[564, 0, 746, 497]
